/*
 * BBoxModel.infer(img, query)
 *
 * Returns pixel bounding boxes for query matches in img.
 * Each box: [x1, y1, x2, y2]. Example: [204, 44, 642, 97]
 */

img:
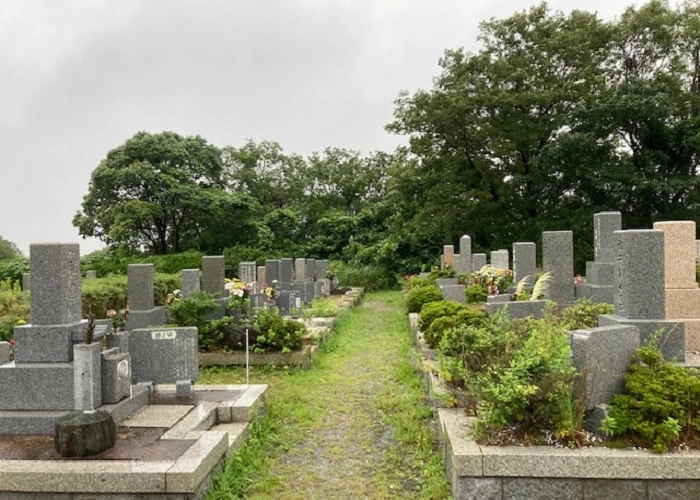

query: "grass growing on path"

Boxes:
[203, 290, 451, 499]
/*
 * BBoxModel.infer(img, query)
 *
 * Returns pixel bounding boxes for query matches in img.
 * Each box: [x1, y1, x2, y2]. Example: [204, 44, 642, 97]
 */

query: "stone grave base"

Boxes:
[598, 314, 686, 361]
[679, 318, 700, 351]
[0, 385, 150, 435]
[0, 384, 267, 499]
[575, 282, 614, 304]
[439, 408, 700, 500]
[665, 288, 700, 318]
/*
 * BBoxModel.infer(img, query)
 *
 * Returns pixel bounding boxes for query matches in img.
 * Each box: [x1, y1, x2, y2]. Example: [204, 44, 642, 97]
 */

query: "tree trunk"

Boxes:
[54, 410, 116, 457]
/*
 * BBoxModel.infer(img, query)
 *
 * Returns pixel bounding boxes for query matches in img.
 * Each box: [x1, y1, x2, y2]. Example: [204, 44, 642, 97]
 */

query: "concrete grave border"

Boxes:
[0, 384, 267, 499]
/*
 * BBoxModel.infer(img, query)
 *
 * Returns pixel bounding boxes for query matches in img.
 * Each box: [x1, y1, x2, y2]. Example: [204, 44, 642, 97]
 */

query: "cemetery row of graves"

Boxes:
[0, 246, 365, 498]
[407, 212, 700, 453]
[405, 212, 700, 498]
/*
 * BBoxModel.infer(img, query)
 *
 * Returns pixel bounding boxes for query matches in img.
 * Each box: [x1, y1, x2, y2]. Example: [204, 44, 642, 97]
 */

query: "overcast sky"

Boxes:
[1, 0, 633, 255]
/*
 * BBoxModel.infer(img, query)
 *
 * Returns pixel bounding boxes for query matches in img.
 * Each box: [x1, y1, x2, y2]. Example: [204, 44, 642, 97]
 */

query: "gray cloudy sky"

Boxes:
[1, 0, 632, 255]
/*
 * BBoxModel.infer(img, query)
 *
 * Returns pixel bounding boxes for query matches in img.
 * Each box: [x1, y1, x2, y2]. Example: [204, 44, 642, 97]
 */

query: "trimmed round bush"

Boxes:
[422, 306, 487, 349]
[406, 285, 443, 313]
[420, 300, 469, 332]
[466, 284, 487, 304]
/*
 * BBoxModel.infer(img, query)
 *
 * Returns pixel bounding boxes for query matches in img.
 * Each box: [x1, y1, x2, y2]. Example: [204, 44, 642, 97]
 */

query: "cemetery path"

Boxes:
[201, 291, 450, 499]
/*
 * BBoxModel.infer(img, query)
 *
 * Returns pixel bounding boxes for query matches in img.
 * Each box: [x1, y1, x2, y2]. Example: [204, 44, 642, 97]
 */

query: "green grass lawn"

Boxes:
[202, 290, 451, 499]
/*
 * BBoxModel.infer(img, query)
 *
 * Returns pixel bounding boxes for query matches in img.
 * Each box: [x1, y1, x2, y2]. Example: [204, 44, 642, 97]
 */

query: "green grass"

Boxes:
[302, 296, 340, 317]
[203, 291, 451, 499]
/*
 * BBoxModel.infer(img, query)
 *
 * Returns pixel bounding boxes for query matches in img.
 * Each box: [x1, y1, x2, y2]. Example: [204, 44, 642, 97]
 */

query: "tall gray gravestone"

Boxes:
[512, 242, 536, 283]
[202, 256, 225, 297]
[3, 245, 97, 412]
[294, 258, 307, 281]
[472, 253, 487, 271]
[279, 258, 294, 283]
[454, 235, 472, 275]
[202, 256, 227, 320]
[306, 259, 317, 281]
[597, 230, 685, 360]
[315, 260, 330, 296]
[181, 269, 200, 299]
[265, 259, 280, 283]
[542, 231, 574, 304]
[126, 264, 167, 331]
[576, 212, 621, 304]
[490, 250, 509, 271]
[238, 261, 257, 284]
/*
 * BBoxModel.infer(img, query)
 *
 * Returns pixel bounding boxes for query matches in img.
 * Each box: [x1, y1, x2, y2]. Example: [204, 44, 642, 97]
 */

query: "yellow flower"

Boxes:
[16, 319, 26, 325]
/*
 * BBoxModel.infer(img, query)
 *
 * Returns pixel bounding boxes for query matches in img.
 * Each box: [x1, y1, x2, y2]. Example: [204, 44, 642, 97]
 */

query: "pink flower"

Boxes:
[106, 309, 117, 318]
[9, 339, 15, 347]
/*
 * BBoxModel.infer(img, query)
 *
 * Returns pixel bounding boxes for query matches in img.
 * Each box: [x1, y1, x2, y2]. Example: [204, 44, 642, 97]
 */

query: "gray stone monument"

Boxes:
[472, 253, 487, 271]
[279, 258, 294, 283]
[295, 258, 307, 281]
[542, 231, 574, 304]
[597, 229, 685, 360]
[129, 327, 198, 385]
[490, 250, 509, 271]
[202, 256, 228, 320]
[238, 261, 257, 284]
[181, 269, 200, 299]
[265, 259, 280, 283]
[512, 242, 536, 284]
[307, 259, 317, 281]
[0, 243, 145, 434]
[570, 325, 640, 430]
[202, 256, 225, 297]
[126, 264, 167, 331]
[576, 212, 621, 304]
[257, 265, 266, 287]
[277, 290, 303, 317]
[454, 235, 472, 275]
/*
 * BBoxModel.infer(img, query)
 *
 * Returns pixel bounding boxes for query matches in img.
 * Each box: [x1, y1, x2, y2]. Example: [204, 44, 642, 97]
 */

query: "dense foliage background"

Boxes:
[5, 1, 700, 281]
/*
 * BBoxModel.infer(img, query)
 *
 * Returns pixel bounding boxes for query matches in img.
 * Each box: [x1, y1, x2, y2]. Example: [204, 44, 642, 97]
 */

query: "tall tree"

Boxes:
[74, 131, 237, 254]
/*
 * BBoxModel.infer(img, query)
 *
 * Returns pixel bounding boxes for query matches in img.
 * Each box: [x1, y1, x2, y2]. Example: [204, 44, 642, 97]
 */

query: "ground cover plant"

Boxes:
[602, 339, 700, 453]
[416, 298, 617, 447]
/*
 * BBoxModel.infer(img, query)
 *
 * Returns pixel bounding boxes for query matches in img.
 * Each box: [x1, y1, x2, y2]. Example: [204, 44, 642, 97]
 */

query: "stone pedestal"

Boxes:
[654, 221, 700, 350]
[443, 245, 455, 269]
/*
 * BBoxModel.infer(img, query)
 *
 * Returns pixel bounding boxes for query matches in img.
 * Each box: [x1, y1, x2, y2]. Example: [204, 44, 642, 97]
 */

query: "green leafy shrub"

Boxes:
[602, 343, 700, 453]
[419, 300, 468, 331]
[406, 275, 430, 291]
[427, 269, 455, 280]
[424, 309, 487, 349]
[253, 309, 305, 353]
[559, 299, 614, 330]
[0, 316, 25, 342]
[473, 319, 575, 442]
[336, 264, 399, 291]
[199, 316, 234, 352]
[466, 284, 487, 304]
[438, 313, 580, 444]
[167, 291, 219, 329]
[0, 257, 29, 284]
[0, 279, 29, 318]
[406, 286, 443, 313]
